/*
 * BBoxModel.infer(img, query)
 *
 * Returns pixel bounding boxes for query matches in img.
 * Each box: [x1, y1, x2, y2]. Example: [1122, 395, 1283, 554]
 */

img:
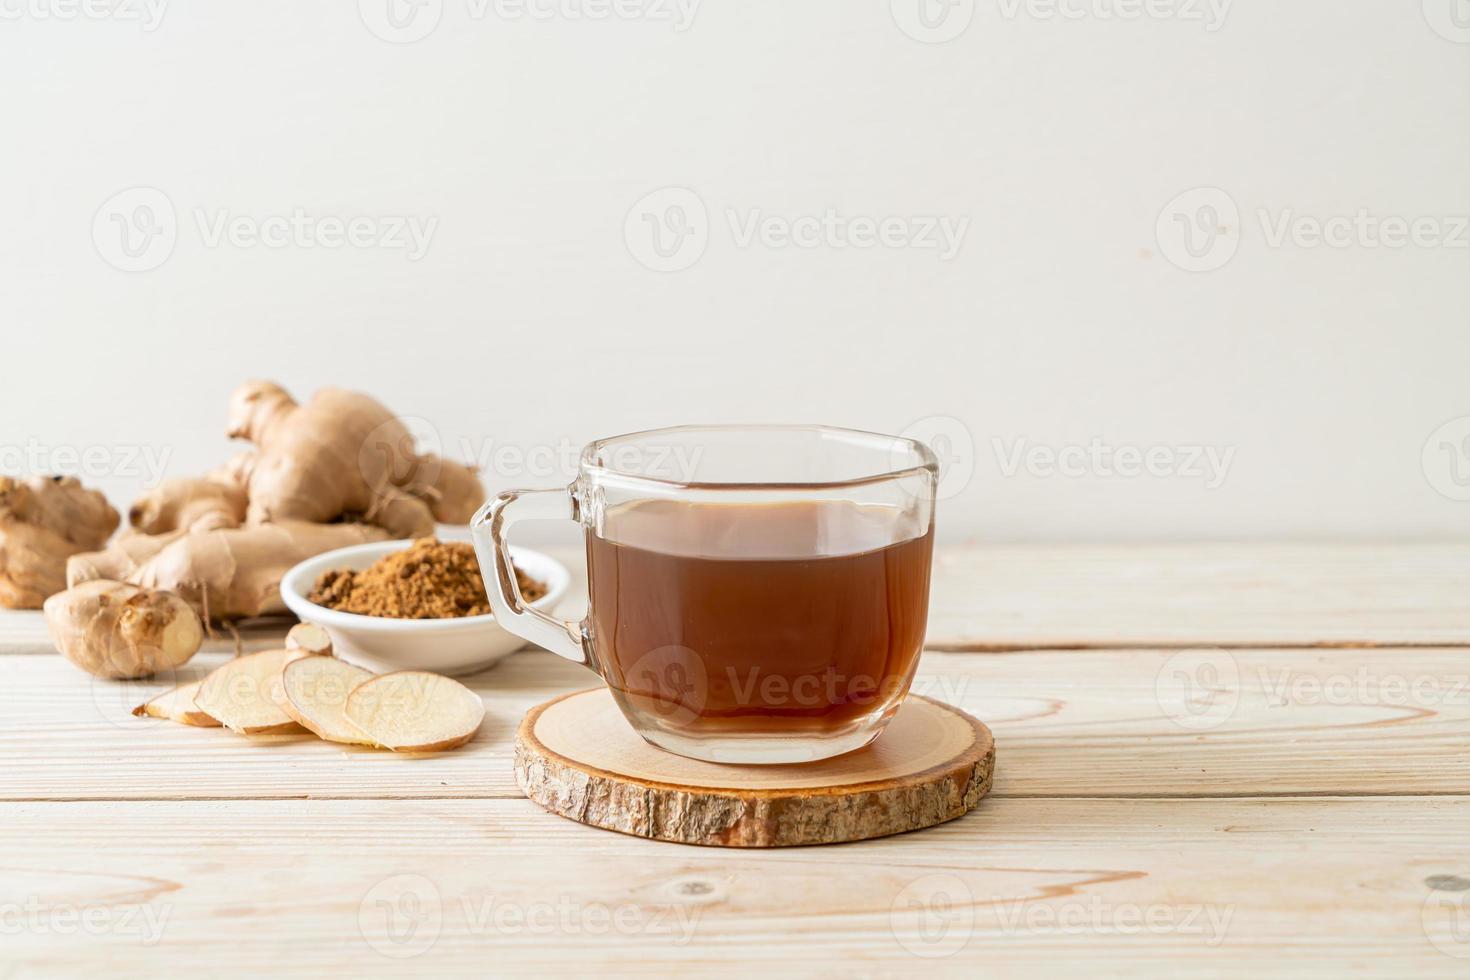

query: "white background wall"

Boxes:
[2, 0, 1467, 543]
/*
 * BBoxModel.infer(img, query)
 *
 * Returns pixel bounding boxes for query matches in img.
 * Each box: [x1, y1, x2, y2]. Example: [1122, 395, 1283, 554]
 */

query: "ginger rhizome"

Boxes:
[228, 381, 483, 538]
[62, 381, 485, 623]
[44, 579, 203, 679]
[0, 476, 119, 609]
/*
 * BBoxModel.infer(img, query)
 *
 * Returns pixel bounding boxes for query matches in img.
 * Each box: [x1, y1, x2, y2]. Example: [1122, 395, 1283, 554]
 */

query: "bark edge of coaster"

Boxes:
[514, 688, 994, 848]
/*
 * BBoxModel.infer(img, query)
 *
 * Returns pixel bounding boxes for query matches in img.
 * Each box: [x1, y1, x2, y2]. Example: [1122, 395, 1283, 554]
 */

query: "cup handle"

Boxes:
[471, 486, 592, 670]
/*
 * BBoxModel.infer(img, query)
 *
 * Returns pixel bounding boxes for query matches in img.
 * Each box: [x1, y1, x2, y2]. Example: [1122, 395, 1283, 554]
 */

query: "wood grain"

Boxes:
[516, 690, 993, 846]
[5, 543, 1467, 655]
[926, 542, 1470, 648]
[1, 645, 1465, 801]
[0, 608, 295, 656]
[2, 542, 1466, 975]
[0, 797, 1464, 977]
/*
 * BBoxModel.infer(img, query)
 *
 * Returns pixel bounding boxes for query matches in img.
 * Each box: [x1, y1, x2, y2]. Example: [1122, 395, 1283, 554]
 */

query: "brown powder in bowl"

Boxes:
[309, 538, 547, 620]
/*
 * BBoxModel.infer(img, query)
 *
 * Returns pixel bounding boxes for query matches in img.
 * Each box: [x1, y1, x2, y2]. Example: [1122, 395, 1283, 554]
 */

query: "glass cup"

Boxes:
[471, 425, 938, 764]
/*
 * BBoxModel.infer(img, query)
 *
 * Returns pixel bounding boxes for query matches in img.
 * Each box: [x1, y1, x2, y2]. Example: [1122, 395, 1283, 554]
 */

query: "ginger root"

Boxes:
[228, 381, 484, 537]
[56, 381, 481, 626]
[127, 455, 251, 535]
[68, 520, 390, 620]
[0, 476, 120, 608]
[43, 579, 203, 679]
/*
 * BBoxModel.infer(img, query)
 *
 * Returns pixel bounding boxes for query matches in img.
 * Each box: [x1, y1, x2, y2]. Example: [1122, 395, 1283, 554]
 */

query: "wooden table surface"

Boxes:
[3, 542, 1469, 977]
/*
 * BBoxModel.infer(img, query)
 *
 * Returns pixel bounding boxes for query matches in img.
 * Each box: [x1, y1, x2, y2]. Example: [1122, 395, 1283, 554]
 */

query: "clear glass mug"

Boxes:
[471, 425, 938, 764]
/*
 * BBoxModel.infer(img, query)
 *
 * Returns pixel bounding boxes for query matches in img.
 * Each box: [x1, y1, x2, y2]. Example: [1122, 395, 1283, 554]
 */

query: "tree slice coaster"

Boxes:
[514, 689, 994, 848]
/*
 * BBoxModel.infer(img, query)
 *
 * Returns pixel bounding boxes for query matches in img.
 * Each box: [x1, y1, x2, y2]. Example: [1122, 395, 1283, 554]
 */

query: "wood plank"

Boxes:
[927, 542, 1470, 648]
[4, 543, 1467, 656]
[0, 609, 295, 657]
[2, 646, 1465, 801]
[0, 797, 1463, 977]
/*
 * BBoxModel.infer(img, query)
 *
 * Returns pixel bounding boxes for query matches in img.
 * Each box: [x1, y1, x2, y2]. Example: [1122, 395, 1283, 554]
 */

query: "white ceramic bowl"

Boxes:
[280, 540, 571, 676]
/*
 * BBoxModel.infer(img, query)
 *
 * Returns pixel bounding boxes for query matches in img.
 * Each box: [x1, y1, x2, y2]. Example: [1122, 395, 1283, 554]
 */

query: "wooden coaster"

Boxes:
[514, 689, 994, 848]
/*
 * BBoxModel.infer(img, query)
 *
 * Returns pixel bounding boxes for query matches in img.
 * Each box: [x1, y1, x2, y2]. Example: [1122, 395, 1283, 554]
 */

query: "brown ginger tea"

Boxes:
[587, 498, 933, 742]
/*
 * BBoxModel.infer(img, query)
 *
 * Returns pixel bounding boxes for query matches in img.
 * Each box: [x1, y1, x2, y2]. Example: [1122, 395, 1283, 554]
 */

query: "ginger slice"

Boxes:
[343, 671, 485, 751]
[277, 655, 378, 746]
[285, 622, 333, 656]
[194, 648, 308, 735]
[132, 680, 220, 727]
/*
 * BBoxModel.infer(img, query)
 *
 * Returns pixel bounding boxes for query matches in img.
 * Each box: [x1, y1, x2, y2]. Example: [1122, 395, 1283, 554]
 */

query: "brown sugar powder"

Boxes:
[309, 538, 547, 619]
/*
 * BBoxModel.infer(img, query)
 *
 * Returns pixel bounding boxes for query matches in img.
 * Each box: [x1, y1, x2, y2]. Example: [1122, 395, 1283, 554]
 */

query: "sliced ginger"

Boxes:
[284, 622, 333, 656]
[344, 671, 485, 751]
[138, 631, 484, 753]
[132, 680, 220, 727]
[193, 648, 309, 735]
[277, 655, 378, 746]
